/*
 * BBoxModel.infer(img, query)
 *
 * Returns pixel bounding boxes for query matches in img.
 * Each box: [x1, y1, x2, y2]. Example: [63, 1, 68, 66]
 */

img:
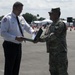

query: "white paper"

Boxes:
[32, 33, 36, 40]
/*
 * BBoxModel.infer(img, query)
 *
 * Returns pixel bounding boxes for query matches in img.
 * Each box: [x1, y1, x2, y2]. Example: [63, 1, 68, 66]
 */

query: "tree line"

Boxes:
[0, 13, 45, 24]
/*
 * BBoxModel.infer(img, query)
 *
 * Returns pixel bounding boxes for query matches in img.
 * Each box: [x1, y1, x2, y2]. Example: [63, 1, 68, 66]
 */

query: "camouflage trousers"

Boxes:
[49, 51, 68, 75]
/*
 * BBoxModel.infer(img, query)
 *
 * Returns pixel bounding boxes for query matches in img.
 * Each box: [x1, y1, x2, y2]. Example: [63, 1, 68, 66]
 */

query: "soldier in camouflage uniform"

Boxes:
[39, 7, 68, 75]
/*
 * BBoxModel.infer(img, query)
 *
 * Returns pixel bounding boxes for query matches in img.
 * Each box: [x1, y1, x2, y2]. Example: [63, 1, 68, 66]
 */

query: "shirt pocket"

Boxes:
[9, 21, 18, 31]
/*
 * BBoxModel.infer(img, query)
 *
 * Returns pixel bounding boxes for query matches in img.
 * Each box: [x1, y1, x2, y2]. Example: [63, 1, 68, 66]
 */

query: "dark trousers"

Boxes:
[3, 41, 22, 75]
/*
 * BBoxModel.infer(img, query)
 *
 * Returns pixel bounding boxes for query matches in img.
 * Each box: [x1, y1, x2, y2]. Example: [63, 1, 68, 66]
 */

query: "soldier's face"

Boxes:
[49, 13, 57, 21]
[49, 13, 54, 20]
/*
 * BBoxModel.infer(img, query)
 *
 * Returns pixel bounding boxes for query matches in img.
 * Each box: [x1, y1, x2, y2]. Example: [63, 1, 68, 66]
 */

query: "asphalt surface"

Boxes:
[0, 28, 75, 75]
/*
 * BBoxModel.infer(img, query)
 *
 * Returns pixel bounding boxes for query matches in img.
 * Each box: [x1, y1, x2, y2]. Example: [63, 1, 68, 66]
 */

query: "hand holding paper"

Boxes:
[23, 28, 43, 42]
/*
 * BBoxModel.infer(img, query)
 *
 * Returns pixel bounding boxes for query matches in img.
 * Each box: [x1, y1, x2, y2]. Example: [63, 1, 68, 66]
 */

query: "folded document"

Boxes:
[23, 28, 43, 42]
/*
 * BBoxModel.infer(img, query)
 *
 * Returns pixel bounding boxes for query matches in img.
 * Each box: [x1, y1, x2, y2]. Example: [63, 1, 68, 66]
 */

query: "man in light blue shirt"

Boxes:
[1, 1, 35, 75]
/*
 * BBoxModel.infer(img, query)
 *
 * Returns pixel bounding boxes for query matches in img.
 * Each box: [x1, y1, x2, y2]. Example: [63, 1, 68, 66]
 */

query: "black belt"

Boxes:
[4, 40, 21, 45]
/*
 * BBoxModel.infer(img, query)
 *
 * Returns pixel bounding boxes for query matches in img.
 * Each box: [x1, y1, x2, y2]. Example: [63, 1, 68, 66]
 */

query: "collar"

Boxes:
[11, 12, 16, 18]
[52, 19, 60, 25]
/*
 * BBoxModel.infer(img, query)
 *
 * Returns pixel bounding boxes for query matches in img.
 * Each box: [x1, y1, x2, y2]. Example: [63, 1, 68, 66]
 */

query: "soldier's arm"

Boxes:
[39, 34, 48, 42]
[48, 22, 66, 41]
[39, 26, 50, 42]
[54, 22, 66, 37]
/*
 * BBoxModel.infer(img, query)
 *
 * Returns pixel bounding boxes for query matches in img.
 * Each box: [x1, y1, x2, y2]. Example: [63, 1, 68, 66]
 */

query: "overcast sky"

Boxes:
[0, 0, 75, 19]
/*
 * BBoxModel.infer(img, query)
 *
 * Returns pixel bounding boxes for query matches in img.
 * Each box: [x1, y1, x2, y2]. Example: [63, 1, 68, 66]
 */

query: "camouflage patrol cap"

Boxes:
[48, 7, 61, 15]
[13, 1, 23, 7]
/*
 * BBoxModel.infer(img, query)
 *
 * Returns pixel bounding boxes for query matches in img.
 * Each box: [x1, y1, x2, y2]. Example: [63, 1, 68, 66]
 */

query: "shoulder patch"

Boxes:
[3, 18, 7, 22]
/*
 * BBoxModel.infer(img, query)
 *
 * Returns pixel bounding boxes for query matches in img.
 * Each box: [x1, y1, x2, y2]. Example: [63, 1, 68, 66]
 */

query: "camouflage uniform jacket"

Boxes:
[40, 20, 67, 53]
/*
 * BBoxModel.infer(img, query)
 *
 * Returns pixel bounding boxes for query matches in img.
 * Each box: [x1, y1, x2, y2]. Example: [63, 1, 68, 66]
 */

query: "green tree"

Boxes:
[22, 13, 37, 24]
[38, 17, 45, 21]
[37, 14, 39, 17]
[0, 15, 4, 20]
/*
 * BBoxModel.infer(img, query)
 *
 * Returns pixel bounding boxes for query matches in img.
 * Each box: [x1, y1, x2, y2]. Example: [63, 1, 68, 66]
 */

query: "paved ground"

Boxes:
[0, 28, 75, 75]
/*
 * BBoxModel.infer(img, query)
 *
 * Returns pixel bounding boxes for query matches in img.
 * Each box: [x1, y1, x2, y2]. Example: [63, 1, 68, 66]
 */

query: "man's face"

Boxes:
[14, 6, 23, 16]
[49, 13, 58, 21]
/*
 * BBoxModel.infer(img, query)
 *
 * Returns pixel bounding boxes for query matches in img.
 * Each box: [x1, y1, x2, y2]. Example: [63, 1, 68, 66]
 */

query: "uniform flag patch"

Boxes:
[3, 18, 7, 22]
